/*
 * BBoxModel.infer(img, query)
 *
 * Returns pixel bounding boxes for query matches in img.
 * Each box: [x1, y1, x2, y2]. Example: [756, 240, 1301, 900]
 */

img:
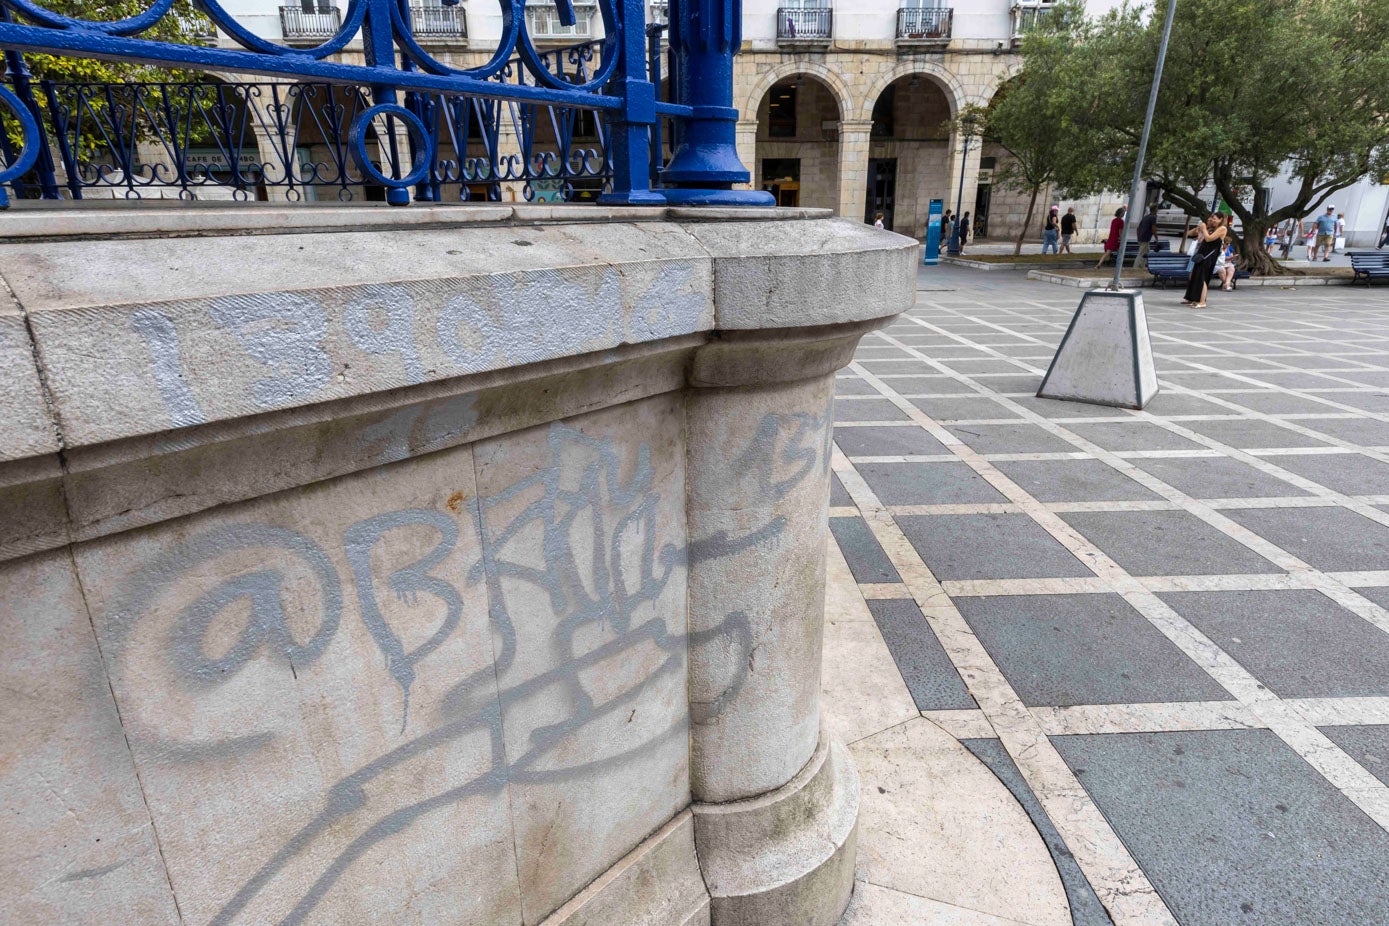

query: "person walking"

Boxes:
[1095, 205, 1127, 269]
[957, 212, 972, 255]
[1183, 213, 1228, 308]
[1042, 206, 1060, 254]
[1312, 205, 1337, 262]
[1334, 212, 1346, 253]
[873, 212, 885, 230]
[1060, 206, 1077, 254]
[1136, 203, 1160, 262]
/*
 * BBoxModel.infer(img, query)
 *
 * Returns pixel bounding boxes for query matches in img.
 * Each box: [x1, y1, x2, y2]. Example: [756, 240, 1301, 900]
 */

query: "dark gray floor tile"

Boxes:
[1052, 729, 1389, 926]
[897, 513, 1092, 581]
[1128, 456, 1309, 499]
[941, 358, 1024, 375]
[1358, 586, 1389, 610]
[834, 398, 909, 423]
[1010, 396, 1131, 419]
[970, 373, 1044, 394]
[1318, 725, 1389, 787]
[830, 473, 853, 507]
[1222, 392, 1344, 415]
[957, 594, 1230, 706]
[834, 377, 879, 396]
[856, 462, 1006, 505]
[1234, 371, 1345, 389]
[1327, 392, 1389, 414]
[1260, 452, 1389, 497]
[959, 739, 1114, 926]
[877, 375, 964, 395]
[946, 423, 1077, 454]
[1160, 589, 1389, 698]
[1223, 507, 1389, 572]
[1066, 422, 1205, 452]
[910, 396, 1019, 421]
[833, 426, 947, 457]
[1177, 418, 1335, 449]
[829, 517, 900, 584]
[867, 599, 975, 711]
[859, 359, 932, 375]
[1303, 417, 1389, 448]
[992, 460, 1159, 502]
[1059, 510, 1284, 576]
[1140, 393, 1235, 417]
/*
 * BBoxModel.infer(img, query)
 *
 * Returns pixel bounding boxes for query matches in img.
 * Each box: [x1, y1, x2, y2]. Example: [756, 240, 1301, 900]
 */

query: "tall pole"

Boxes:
[1110, 0, 1178, 290]
[948, 121, 973, 255]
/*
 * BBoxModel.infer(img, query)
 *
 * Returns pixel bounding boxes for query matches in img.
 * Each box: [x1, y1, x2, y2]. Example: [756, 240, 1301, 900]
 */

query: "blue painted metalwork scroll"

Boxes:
[0, 0, 773, 207]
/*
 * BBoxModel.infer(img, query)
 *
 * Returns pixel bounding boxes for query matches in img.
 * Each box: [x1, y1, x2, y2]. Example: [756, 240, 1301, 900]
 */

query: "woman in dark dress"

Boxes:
[1183, 213, 1228, 307]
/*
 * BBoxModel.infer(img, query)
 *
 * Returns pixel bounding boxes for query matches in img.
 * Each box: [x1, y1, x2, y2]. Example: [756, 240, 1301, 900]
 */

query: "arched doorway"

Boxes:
[753, 75, 841, 210]
[864, 73, 953, 237]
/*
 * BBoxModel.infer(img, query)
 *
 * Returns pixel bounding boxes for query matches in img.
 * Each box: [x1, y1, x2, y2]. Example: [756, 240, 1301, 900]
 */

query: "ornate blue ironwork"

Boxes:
[0, 0, 772, 207]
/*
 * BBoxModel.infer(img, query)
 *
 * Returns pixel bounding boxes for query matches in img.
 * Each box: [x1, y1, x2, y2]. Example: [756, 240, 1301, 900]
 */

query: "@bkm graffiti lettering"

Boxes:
[100, 412, 825, 923]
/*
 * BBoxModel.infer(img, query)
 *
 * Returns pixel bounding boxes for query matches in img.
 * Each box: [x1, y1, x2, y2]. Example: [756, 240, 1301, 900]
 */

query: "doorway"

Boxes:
[866, 158, 897, 229]
[973, 183, 992, 239]
[761, 157, 801, 207]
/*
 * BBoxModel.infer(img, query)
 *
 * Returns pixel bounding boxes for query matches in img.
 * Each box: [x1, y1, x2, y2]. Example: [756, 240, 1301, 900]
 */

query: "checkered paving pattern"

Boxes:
[831, 269, 1389, 926]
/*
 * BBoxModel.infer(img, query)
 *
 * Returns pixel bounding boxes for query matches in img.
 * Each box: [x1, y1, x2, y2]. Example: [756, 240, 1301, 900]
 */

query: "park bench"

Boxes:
[1145, 253, 1251, 289]
[1349, 251, 1389, 285]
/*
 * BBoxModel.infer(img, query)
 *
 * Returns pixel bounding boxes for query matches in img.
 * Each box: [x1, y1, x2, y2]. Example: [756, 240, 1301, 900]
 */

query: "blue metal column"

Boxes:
[660, 0, 772, 205]
[599, 0, 665, 204]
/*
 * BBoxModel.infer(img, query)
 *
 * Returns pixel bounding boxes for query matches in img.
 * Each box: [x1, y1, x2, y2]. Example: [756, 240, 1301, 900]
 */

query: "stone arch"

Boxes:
[749, 71, 845, 212]
[857, 62, 966, 124]
[742, 61, 853, 127]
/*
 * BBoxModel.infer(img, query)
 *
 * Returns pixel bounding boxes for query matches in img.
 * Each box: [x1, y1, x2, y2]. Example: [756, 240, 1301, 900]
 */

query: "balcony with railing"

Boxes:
[279, 4, 341, 42]
[525, 2, 598, 42]
[776, 7, 833, 46]
[896, 6, 951, 46]
[1011, 1, 1053, 43]
[409, 3, 467, 40]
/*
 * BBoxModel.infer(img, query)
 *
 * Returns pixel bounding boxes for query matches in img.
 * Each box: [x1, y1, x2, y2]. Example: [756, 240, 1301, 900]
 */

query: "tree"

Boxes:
[1021, 0, 1389, 274]
[6, 1, 213, 160]
[972, 1, 1094, 255]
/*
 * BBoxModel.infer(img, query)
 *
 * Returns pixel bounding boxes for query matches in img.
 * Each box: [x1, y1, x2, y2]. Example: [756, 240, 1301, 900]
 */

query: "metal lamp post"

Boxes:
[1109, 0, 1179, 289]
[947, 113, 977, 256]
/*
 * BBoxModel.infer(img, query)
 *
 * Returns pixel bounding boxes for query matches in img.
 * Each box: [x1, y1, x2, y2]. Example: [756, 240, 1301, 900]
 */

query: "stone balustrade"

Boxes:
[0, 204, 916, 926]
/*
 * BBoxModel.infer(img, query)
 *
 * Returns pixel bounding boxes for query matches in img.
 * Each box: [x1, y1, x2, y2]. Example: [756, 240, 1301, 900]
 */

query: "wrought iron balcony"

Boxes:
[279, 5, 341, 42]
[409, 4, 467, 39]
[1011, 2, 1053, 41]
[776, 7, 833, 45]
[896, 7, 951, 44]
[525, 3, 598, 41]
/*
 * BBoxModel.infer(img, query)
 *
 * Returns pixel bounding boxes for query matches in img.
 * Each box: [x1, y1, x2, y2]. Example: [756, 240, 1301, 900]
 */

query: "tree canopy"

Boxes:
[21, 0, 211, 84]
[1002, 0, 1389, 271]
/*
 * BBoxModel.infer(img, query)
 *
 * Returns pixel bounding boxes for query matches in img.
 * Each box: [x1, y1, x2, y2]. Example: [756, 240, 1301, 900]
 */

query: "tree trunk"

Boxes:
[1235, 223, 1290, 276]
[1015, 184, 1040, 256]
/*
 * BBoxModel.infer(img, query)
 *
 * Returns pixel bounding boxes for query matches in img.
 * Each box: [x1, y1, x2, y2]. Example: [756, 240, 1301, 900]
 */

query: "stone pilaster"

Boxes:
[837, 119, 873, 223]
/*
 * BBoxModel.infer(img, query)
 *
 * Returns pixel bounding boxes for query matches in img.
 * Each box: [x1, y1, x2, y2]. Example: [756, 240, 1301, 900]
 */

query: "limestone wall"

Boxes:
[0, 205, 915, 926]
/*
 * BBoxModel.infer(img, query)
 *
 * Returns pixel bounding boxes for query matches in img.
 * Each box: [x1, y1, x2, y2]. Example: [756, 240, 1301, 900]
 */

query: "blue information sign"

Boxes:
[923, 199, 944, 265]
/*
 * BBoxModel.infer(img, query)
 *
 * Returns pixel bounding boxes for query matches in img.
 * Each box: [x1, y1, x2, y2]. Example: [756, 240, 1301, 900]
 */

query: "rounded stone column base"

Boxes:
[692, 730, 860, 926]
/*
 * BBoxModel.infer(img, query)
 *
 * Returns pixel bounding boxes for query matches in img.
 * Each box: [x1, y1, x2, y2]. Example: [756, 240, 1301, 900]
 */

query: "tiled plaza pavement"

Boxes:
[827, 268, 1389, 926]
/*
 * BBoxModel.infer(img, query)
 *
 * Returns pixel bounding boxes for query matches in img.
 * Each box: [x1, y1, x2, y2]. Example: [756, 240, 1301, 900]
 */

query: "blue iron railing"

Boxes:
[0, 0, 773, 207]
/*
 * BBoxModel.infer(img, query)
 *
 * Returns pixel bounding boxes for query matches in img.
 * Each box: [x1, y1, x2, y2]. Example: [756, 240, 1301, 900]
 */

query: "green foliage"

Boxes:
[22, 0, 211, 84]
[1010, 0, 1389, 267]
[6, 2, 216, 163]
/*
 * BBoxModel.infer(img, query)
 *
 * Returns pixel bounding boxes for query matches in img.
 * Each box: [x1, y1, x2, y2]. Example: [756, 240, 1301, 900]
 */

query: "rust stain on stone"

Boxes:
[445, 491, 468, 514]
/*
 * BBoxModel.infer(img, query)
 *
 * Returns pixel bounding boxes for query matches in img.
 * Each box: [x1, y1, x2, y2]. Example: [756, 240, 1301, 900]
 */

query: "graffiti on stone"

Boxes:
[98, 410, 824, 924]
[125, 263, 711, 430]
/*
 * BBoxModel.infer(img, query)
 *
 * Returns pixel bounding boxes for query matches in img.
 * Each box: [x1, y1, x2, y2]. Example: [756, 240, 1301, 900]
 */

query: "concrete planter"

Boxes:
[0, 205, 915, 926]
